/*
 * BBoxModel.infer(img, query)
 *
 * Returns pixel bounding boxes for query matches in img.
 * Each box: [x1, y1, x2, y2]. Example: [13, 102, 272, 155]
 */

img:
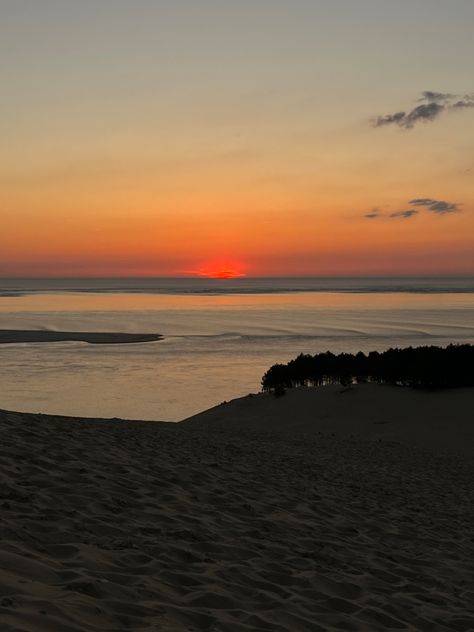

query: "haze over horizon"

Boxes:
[2, 1, 473, 277]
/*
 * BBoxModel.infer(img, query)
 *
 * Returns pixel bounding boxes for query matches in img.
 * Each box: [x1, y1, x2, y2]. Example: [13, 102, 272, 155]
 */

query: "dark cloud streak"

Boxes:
[364, 208, 381, 219]
[451, 99, 474, 110]
[362, 198, 461, 219]
[389, 210, 419, 219]
[409, 198, 459, 214]
[373, 91, 474, 129]
[419, 91, 454, 103]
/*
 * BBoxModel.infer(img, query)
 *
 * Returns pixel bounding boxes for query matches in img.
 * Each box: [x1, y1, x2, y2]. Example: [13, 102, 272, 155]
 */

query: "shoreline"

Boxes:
[0, 329, 163, 344]
[2, 383, 473, 457]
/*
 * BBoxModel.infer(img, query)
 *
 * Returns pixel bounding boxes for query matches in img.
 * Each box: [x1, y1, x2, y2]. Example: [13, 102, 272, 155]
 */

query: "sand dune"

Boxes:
[0, 385, 473, 630]
[0, 330, 162, 344]
[184, 384, 474, 458]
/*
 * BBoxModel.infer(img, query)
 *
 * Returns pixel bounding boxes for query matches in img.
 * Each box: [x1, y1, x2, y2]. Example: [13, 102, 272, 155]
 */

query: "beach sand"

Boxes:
[0, 384, 473, 631]
[0, 330, 162, 345]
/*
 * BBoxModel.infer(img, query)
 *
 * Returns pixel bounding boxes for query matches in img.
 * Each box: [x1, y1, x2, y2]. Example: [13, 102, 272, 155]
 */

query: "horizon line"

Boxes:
[0, 274, 473, 280]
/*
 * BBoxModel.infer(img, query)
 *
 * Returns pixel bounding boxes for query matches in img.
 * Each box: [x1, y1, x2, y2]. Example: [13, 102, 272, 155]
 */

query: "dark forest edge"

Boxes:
[261, 344, 474, 393]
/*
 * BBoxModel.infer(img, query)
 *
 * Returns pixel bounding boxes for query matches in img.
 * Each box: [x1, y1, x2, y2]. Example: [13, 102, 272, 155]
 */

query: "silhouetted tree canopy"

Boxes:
[261, 345, 474, 391]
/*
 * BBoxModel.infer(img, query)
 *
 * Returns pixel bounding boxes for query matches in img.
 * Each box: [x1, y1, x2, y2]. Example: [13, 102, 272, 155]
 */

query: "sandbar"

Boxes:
[0, 329, 163, 344]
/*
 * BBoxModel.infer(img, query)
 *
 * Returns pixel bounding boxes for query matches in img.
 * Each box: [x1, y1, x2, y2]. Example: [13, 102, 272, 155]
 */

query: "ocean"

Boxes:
[0, 277, 473, 420]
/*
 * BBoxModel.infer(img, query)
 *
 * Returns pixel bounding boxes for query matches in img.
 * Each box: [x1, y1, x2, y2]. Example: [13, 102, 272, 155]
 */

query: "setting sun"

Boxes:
[196, 260, 246, 279]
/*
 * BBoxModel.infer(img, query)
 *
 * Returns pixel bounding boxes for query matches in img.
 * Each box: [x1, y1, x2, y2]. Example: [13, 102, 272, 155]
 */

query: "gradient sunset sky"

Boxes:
[1, 0, 473, 277]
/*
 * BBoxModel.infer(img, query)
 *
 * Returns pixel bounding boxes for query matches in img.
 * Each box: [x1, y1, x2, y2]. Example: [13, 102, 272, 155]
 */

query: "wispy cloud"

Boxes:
[362, 198, 461, 219]
[419, 91, 455, 103]
[364, 208, 381, 219]
[389, 210, 419, 219]
[451, 99, 474, 110]
[372, 91, 474, 129]
[409, 198, 460, 214]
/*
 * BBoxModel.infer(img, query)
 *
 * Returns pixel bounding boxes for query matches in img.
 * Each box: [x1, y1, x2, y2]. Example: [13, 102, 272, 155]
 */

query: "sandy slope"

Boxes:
[0, 385, 473, 631]
[183, 384, 474, 458]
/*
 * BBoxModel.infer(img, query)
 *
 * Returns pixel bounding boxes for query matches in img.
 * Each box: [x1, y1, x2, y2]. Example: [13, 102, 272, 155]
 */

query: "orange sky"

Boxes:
[1, 2, 473, 277]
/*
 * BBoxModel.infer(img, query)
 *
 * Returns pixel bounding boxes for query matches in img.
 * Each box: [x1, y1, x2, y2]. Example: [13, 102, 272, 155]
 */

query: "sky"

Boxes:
[1, 0, 473, 277]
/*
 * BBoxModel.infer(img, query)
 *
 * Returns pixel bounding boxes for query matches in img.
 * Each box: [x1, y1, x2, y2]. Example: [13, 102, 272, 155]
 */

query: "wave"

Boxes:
[166, 329, 472, 342]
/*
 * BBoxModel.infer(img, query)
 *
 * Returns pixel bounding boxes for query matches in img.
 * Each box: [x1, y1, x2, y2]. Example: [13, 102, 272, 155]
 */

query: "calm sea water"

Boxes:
[0, 277, 473, 420]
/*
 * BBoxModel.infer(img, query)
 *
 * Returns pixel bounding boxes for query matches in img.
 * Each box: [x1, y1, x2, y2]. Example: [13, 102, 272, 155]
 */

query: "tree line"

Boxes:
[261, 344, 474, 392]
